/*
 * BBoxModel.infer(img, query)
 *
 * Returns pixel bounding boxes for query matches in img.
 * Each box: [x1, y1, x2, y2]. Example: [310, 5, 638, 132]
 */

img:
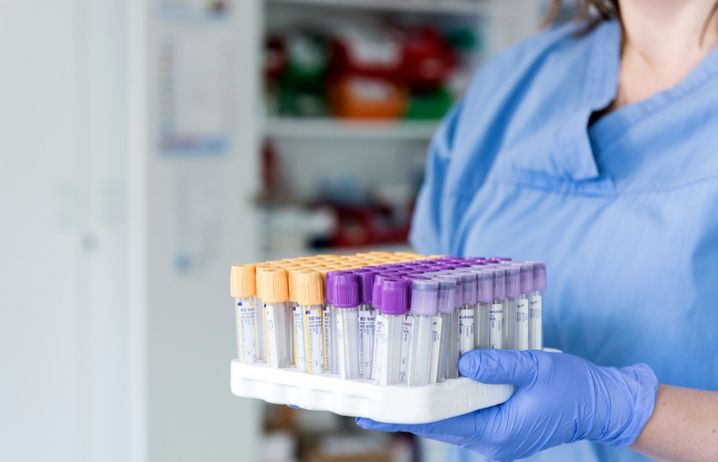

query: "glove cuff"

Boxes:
[605, 363, 659, 448]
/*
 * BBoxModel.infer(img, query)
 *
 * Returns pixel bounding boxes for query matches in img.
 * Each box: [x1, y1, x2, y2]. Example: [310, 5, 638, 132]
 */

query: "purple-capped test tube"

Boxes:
[324, 271, 339, 373]
[354, 270, 377, 379]
[453, 271, 478, 354]
[405, 278, 440, 386]
[503, 265, 521, 349]
[371, 278, 410, 385]
[490, 267, 506, 349]
[530, 262, 547, 350]
[434, 276, 460, 380]
[515, 263, 533, 351]
[476, 270, 494, 349]
[333, 273, 360, 379]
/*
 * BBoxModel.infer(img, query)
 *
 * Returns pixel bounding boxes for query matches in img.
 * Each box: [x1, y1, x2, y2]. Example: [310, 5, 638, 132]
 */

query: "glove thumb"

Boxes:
[458, 349, 538, 387]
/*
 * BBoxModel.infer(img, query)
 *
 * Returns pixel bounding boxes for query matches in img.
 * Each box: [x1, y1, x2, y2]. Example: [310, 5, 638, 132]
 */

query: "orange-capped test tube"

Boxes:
[257, 268, 292, 368]
[231, 264, 259, 363]
[295, 271, 325, 374]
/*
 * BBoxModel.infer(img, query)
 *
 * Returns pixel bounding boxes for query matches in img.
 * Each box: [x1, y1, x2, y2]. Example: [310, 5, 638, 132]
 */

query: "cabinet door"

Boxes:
[0, 2, 82, 461]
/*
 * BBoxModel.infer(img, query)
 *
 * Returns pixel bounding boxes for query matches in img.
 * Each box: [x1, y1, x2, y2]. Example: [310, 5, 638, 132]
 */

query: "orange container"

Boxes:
[329, 77, 407, 120]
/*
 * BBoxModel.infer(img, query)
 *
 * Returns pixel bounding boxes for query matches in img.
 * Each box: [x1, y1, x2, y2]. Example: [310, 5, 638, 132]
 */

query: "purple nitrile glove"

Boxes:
[357, 350, 658, 461]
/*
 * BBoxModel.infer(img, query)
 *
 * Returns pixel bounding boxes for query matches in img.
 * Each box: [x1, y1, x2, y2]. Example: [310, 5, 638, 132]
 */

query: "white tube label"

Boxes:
[399, 315, 413, 383]
[322, 305, 334, 372]
[254, 299, 265, 361]
[430, 315, 443, 383]
[335, 309, 359, 379]
[358, 308, 375, 379]
[292, 306, 306, 371]
[489, 302, 504, 349]
[516, 297, 530, 350]
[529, 294, 543, 350]
[264, 304, 280, 367]
[305, 307, 324, 374]
[236, 299, 257, 363]
[458, 306, 475, 354]
[371, 313, 389, 385]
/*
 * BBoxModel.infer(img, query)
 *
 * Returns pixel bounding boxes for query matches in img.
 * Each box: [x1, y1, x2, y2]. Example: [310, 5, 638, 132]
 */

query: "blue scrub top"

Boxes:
[410, 19, 718, 462]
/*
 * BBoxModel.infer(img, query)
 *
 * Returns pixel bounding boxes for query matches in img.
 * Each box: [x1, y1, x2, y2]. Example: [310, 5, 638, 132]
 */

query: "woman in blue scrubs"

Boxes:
[358, 0, 718, 460]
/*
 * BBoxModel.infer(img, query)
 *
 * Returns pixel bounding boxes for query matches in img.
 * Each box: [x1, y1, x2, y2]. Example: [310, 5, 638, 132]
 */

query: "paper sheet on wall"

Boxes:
[158, 29, 233, 155]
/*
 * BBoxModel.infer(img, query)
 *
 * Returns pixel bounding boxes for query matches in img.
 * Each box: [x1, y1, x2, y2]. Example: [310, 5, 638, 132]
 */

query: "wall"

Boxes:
[143, 1, 263, 461]
[0, 0, 130, 461]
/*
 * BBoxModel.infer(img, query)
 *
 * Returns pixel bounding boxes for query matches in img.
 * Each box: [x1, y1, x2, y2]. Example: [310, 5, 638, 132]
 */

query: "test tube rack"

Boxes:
[231, 361, 514, 424]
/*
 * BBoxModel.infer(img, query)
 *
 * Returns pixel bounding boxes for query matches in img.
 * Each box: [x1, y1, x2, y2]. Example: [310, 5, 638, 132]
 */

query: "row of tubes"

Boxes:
[230, 252, 546, 386]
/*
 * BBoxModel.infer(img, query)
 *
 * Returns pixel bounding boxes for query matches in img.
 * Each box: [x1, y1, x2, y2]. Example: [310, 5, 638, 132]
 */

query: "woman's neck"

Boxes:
[612, 0, 718, 109]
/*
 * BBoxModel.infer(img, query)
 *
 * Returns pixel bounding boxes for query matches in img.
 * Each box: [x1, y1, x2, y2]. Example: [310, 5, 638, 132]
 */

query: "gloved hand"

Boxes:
[357, 350, 658, 461]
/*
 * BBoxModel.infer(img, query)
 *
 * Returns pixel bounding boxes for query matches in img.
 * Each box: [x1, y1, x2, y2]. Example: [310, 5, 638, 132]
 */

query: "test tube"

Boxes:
[406, 278, 439, 386]
[434, 276, 460, 380]
[455, 271, 478, 355]
[333, 273, 361, 379]
[323, 271, 338, 374]
[371, 278, 410, 385]
[355, 270, 377, 380]
[504, 265, 521, 349]
[530, 261, 547, 350]
[231, 264, 258, 363]
[475, 269, 493, 349]
[288, 268, 307, 371]
[257, 268, 292, 368]
[514, 263, 533, 350]
[490, 268, 506, 349]
[295, 271, 325, 374]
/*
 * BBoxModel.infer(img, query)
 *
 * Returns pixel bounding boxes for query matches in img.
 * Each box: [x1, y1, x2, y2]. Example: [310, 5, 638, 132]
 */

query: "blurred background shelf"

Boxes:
[266, 0, 486, 15]
[263, 117, 440, 140]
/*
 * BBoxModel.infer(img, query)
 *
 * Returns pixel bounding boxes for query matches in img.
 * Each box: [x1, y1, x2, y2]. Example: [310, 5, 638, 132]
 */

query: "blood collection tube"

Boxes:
[504, 265, 521, 349]
[516, 263, 533, 350]
[231, 264, 258, 363]
[371, 278, 410, 385]
[288, 268, 306, 371]
[454, 271, 478, 355]
[354, 270, 377, 380]
[334, 273, 361, 379]
[490, 268, 506, 349]
[434, 276, 460, 380]
[530, 261, 547, 350]
[295, 271, 325, 374]
[475, 269, 494, 349]
[406, 278, 439, 386]
[257, 268, 292, 368]
[323, 272, 338, 374]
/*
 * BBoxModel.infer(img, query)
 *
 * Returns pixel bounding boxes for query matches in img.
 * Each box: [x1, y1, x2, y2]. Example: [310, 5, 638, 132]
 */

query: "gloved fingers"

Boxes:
[459, 349, 539, 387]
[356, 411, 480, 444]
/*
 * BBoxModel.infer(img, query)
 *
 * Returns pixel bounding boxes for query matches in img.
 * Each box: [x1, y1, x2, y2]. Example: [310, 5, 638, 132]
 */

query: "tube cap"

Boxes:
[520, 262, 534, 293]
[410, 279, 439, 316]
[380, 278, 410, 315]
[257, 268, 289, 303]
[230, 264, 256, 298]
[371, 275, 385, 309]
[454, 271, 478, 305]
[325, 271, 340, 305]
[295, 271, 324, 306]
[533, 261, 547, 291]
[505, 265, 521, 298]
[287, 267, 305, 302]
[333, 272, 360, 308]
[476, 270, 494, 304]
[435, 278, 458, 313]
[434, 273, 464, 307]
[353, 270, 376, 305]
[492, 268, 506, 300]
